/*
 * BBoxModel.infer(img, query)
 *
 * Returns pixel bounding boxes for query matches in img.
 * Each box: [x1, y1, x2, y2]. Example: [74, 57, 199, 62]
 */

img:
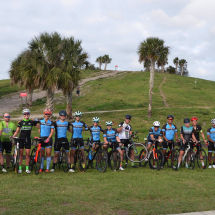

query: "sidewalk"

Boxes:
[170, 211, 215, 215]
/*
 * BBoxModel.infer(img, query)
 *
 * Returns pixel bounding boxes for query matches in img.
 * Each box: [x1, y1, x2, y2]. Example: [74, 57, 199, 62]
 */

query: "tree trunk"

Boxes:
[104, 62, 107, 70]
[66, 91, 73, 119]
[175, 63, 178, 74]
[99, 62, 101, 70]
[27, 89, 33, 107]
[161, 65, 165, 73]
[46, 87, 55, 118]
[181, 65, 184, 76]
[148, 60, 155, 118]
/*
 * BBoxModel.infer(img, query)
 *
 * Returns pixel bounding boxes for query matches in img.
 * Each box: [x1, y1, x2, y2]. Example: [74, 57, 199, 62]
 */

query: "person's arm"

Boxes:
[200, 126, 207, 143]
[207, 134, 214, 143]
[192, 133, 198, 143]
[103, 137, 108, 145]
[13, 127, 20, 138]
[117, 122, 126, 133]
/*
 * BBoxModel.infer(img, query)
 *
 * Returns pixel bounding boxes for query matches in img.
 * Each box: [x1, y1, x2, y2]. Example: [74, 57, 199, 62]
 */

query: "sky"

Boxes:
[0, 0, 215, 81]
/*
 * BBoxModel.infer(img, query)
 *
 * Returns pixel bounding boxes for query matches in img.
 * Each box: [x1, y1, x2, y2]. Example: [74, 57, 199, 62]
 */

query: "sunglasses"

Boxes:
[4, 116, 10, 118]
[126, 118, 131, 120]
[24, 113, 30, 115]
[93, 121, 98, 123]
[75, 116, 81, 117]
[45, 114, 51, 116]
[60, 114, 66, 116]
[168, 118, 173, 120]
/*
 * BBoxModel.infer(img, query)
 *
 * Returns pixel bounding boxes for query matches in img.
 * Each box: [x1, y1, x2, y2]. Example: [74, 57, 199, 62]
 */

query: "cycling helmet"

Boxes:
[191, 116, 198, 121]
[106, 121, 113, 126]
[167, 114, 174, 119]
[43, 108, 52, 114]
[153, 121, 160, 127]
[59, 110, 67, 116]
[75, 111, 82, 117]
[22, 109, 31, 114]
[211, 119, 215, 124]
[125, 114, 132, 120]
[184, 118, 190, 123]
[92, 117, 100, 123]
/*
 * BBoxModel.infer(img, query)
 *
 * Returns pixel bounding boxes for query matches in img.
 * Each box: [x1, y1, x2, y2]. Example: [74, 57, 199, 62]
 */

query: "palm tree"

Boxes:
[143, 59, 151, 71]
[96, 56, 103, 70]
[156, 47, 170, 73]
[102, 55, 112, 70]
[179, 59, 187, 76]
[138, 37, 170, 117]
[173, 57, 179, 75]
[77, 52, 90, 70]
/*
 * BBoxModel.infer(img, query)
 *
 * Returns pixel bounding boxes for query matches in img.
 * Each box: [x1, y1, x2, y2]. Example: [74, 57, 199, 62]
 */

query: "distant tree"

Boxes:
[143, 59, 151, 71]
[179, 59, 187, 76]
[173, 57, 179, 75]
[77, 52, 90, 69]
[156, 47, 170, 73]
[166, 65, 175, 74]
[138, 37, 170, 118]
[86, 64, 99, 70]
[102, 55, 112, 70]
[96, 56, 103, 70]
[178, 62, 189, 76]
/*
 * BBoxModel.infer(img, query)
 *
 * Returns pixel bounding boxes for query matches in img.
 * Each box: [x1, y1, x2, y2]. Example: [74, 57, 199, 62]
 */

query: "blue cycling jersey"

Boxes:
[162, 123, 177, 141]
[103, 128, 118, 142]
[39, 119, 54, 137]
[147, 127, 162, 141]
[70, 121, 87, 138]
[207, 127, 215, 141]
[53, 121, 70, 139]
[88, 125, 103, 141]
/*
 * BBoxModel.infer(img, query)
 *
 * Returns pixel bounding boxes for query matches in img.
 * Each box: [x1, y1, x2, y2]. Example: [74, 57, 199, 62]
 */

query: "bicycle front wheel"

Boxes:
[15, 149, 19, 174]
[197, 149, 207, 169]
[127, 143, 148, 163]
[62, 149, 69, 172]
[186, 149, 195, 170]
[29, 147, 37, 171]
[139, 148, 148, 167]
[35, 149, 42, 175]
[77, 149, 86, 173]
[148, 149, 163, 170]
[96, 149, 108, 173]
[171, 149, 178, 171]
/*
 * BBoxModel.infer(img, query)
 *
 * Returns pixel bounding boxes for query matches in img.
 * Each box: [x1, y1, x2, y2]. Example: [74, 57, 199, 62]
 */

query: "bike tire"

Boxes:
[10, 148, 15, 171]
[77, 149, 86, 173]
[148, 149, 163, 170]
[171, 149, 178, 171]
[29, 147, 37, 171]
[84, 148, 92, 170]
[139, 148, 148, 167]
[62, 149, 69, 172]
[96, 149, 108, 173]
[126, 143, 148, 163]
[15, 149, 19, 174]
[56, 155, 61, 170]
[35, 149, 42, 175]
[110, 150, 120, 171]
[185, 149, 195, 170]
[197, 148, 207, 169]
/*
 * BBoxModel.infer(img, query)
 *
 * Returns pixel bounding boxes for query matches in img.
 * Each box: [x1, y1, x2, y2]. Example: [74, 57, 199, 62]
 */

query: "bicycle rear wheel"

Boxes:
[197, 149, 207, 169]
[84, 148, 93, 170]
[139, 148, 148, 167]
[15, 149, 19, 174]
[29, 147, 37, 171]
[35, 150, 42, 175]
[96, 149, 108, 172]
[148, 149, 163, 170]
[110, 150, 120, 171]
[186, 149, 195, 170]
[127, 143, 148, 163]
[10, 148, 15, 171]
[62, 149, 69, 172]
[171, 149, 178, 171]
[77, 149, 86, 173]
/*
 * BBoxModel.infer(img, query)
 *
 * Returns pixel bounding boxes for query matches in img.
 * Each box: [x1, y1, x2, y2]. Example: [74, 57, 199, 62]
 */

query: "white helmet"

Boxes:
[22, 109, 31, 114]
[153, 121, 160, 127]
[75, 111, 82, 117]
[106, 121, 113, 126]
[211, 119, 215, 124]
[92, 117, 100, 123]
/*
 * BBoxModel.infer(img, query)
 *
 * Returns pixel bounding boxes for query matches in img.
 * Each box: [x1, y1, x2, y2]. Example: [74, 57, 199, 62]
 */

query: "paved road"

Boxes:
[170, 211, 215, 215]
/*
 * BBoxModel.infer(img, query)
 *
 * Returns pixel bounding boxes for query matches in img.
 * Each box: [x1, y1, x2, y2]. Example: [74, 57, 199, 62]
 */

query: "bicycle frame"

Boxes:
[181, 141, 192, 163]
[33, 138, 42, 163]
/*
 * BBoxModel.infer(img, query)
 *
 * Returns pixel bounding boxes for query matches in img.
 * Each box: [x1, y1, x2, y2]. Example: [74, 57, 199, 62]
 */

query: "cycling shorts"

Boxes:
[40, 137, 53, 149]
[1, 142, 12, 154]
[71, 138, 84, 149]
[109, 141, 120, 150]
[54, 138, 69, 152]
[89, 140, 100, 148]
[19, 137, 31, 149]
[208, 141, 215, 153]
[120, 139, 133, 150]
[163, 140, 174, 150]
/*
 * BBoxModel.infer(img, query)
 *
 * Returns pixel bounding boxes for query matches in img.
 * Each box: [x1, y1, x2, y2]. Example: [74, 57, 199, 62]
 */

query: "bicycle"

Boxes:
[29, 137, 42, 175]
[10, 137, 23, 174]
[56, 141, 70, 172]
[179, 140, 195, 170]
[193, 140, 207, 169]
[85, 141, 108, 172]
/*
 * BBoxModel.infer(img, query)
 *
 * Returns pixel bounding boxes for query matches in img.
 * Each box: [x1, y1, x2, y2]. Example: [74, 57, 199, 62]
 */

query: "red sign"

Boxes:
[115, 65, 118, 67]
[20, 93, 27, 97]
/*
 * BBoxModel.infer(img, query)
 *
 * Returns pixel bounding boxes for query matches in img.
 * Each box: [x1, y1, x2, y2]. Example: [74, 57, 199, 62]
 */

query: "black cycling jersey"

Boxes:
[180, 126, 193, 142]
[192, 125, 202, 141]
[18, 119, 38, 139]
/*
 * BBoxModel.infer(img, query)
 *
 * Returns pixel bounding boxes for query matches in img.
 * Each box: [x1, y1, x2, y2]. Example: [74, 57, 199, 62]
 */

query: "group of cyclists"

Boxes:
[0, 108, 215, 174]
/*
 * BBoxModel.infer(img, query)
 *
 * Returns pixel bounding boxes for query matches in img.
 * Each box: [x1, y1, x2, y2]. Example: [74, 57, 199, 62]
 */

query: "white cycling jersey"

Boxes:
[118, 122, 132, 139]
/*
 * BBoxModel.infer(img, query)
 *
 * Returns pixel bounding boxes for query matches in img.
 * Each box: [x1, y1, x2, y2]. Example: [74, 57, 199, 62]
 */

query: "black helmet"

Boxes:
[59, 110, 67, 116]
[125, 114, 132, 120]
[167, 114, 174, 119]
[184, 118, 190, 123]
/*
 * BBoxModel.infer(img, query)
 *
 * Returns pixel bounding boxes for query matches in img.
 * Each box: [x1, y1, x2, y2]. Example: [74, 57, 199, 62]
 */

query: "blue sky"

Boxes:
[0, 0, 214, 80]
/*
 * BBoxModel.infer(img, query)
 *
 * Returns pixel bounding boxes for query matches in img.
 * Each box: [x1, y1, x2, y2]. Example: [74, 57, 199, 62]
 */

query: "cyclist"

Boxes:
[191, 116, 207, 168]
[117, 114, 137, 168]
[177, 118, 193, 168]
[37, 108, 54, 173]
[12, 109, 38, 173]
[70, 111, 88, 172]
[103, 121, 124, 171]
[162, 115, 179, 167]
[145, 121, 163, 162]
[0, 113, 16, 172]
[206, 119, 215, 168]
[50, 110, 71, 172]
[87, 117, 103, 160]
